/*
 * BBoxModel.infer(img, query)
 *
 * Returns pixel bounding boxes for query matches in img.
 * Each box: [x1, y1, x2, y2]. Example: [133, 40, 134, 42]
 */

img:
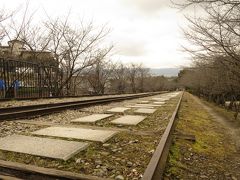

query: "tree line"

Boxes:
[0, 6, 177, 96]
[174, 0, 240, 118]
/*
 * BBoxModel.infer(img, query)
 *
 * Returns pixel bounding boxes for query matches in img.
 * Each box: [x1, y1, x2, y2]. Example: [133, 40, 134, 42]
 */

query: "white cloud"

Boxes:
[121, 0, 170, 14]
[0, 0, 191, 68]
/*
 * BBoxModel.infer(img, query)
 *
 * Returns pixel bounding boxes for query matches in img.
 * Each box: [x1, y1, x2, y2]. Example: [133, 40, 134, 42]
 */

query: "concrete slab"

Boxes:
[139, 101, 150, 104]
[71, 114, 113, 123]
[134, 108, 157, 114]
[126, 105, 154, 109]
[32, 127, 117, 143]
[111, 115, 146, 125]
[153, 102, 165, 105]
[152, 98, 169, 101]
[107, 107, 130, 113]
[135, 104, 162, 107]
[0, 135, 88, 161]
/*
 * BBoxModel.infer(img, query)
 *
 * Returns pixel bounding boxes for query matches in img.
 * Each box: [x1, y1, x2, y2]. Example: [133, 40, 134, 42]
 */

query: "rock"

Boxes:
[126, 161, 133, 167]
[95, 160, 102, 165]
[101, 166, 108, 172]
[115, 175, 124, 180]
[75, 158, 81, 164]
[107, 166, 113, 171]
[103, 143, 110, 147]
[148, 149, 155, 154]
[129, 139, 138, 144]
[121, 159, 126, 163]
[200, 175, 208, 179]
[118, 148, 123, 151]
[128, 127, 133, 131]
[112, 149, 118, 153]
[94, 169, 105, 177]
[132, 169, 137, 173]
[100, 151, 110, 156]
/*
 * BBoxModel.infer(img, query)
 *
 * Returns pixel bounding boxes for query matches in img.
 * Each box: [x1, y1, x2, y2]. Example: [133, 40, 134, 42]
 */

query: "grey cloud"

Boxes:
[122, 0, 170, 14]
[117, 41, 146, 57]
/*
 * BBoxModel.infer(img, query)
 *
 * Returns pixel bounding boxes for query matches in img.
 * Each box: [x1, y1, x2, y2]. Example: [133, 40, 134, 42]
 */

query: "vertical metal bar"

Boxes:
[3, 59, 6, 98]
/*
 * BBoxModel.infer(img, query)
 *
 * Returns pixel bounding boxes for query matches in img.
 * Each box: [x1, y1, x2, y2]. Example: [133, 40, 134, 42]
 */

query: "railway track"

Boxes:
[142, 91, 183, 180]
[0, 91, 184, 180]
[0, 92, 161, 121]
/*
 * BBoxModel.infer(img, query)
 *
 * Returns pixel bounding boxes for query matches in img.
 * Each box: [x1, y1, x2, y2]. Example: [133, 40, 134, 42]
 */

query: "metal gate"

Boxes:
[0, 58, 61, 99]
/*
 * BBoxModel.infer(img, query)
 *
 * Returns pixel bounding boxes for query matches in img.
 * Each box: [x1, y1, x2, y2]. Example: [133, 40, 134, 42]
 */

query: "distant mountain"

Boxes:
[149, 68, 181, 77]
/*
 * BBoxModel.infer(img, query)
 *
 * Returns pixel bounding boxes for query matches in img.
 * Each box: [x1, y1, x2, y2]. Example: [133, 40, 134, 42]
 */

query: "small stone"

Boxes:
[132, 169, 137, 173]
[103, 143, 110, 147]
[95, 160, 102, 165]
[115, 175, 124, 180]
[129, 139, 139, 144]
[75, 158, 81, 164]
[100, 151, 110, 156]
[117, 125, 123, 127]
[112, 149, 118, 152]
[121, 159, 126, 163]
[200, 175, 208, 179]
[148, 149, 155, 154]
[126, 161, 133, 167]
[95, 169, 105, 177]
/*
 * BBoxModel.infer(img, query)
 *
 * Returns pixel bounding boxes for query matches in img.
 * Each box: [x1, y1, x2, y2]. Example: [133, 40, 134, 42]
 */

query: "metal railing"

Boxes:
[0, 58, 61, 99]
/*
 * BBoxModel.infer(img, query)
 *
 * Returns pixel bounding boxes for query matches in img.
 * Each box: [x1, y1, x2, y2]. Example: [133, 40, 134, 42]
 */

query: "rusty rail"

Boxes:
[0, 92, 162, 121]
[142, 91, 184, 180]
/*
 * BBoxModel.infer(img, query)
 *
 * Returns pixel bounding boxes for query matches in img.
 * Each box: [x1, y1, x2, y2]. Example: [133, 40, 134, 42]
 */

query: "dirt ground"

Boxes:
[164, 92, 240, 180]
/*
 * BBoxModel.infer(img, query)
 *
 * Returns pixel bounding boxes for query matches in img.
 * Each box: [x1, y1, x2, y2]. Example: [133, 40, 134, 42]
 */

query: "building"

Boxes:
[0, 39, 57, 67]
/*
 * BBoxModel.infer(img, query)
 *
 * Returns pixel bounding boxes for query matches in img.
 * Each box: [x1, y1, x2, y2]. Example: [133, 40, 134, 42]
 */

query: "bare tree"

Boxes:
[174, 0, 240, 120]
[111, 62, 128, 94]
[45, 17, 111, 95]
[137, 64, 150, 92]
[127, 63, 141, 93]
[85, 47, 114, 95]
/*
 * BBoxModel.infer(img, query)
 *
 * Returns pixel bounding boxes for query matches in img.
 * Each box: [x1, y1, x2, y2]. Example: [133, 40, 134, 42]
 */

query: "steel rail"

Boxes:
[0, 92, 161, 121]
[0, 159, 109, 180]
[0, 92, 160, 102]
[0, 91, 182, 179]
[142, 91, 184, 180]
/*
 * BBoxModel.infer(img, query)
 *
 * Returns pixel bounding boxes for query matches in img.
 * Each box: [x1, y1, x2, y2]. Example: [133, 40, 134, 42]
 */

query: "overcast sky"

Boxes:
[1, 0, 193, 68]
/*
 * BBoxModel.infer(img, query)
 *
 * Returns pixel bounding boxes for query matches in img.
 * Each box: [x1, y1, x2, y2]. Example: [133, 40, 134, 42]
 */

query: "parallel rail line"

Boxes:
[0, 91, 184, 180]
[142, 91, 184, 180]
[0, 92, 161, 121]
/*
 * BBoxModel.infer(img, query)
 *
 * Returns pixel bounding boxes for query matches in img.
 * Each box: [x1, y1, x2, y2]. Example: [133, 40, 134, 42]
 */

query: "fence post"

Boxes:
[2, 59, 6, 98]
[38, 65, 42, 98]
